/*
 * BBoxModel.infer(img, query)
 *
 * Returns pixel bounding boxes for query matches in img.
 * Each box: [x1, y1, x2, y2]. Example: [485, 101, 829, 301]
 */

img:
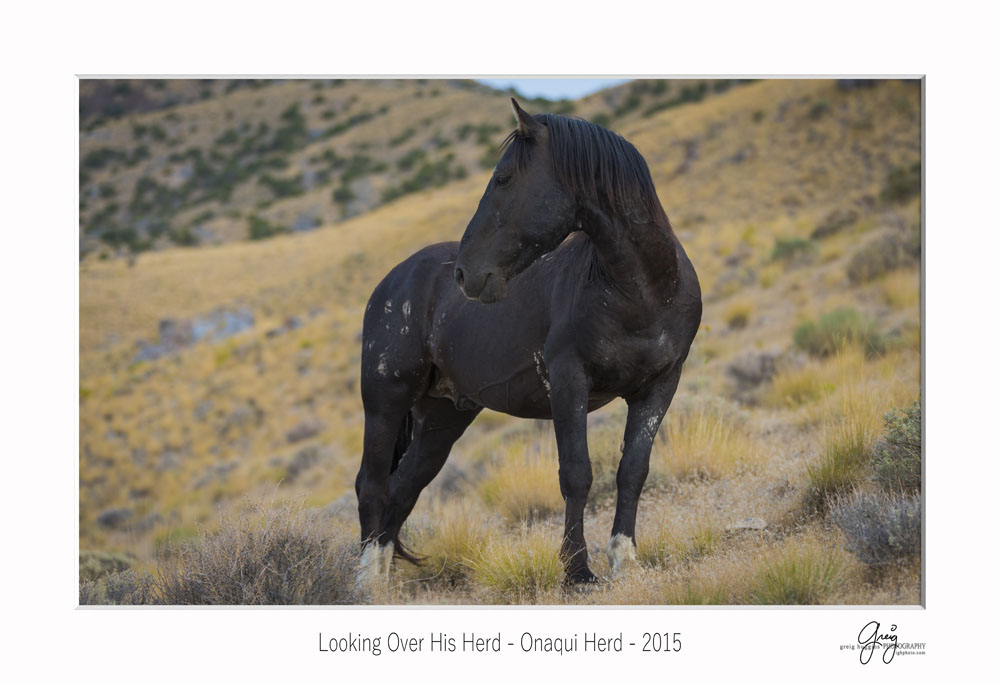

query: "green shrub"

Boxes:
[873, 402, 921, 493]
[881, 162, 921, 203]
[793, 308, 885, 358]
[807, 99, 831, 120]
[80, 569, 157, 605]
[332, 185, 356, 206]
[79, 550, 134, 582]
[771, 237, 817, 263]
[247, 214, 286, 240]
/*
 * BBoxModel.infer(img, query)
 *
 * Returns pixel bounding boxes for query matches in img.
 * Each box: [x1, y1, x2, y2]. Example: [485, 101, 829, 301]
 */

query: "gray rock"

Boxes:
[728, 517, 767, 531]
[726, 350, 780, 394]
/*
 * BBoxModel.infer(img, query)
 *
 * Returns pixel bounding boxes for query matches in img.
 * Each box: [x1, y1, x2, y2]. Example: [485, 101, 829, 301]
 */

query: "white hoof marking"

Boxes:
[356, 541, 394, 590]
[606, 534, 636, 578]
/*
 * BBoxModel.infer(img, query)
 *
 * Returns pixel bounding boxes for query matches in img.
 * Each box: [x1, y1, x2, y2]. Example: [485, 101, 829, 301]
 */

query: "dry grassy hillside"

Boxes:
[79, 78, 922, 605]
[79, 78, 747, 254]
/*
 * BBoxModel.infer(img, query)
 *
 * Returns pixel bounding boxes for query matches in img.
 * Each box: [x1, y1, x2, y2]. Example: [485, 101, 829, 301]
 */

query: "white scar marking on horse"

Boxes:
[377, 353, 388, 376]
[384, 300, 393, 314]
[400, 326, 409, 335]
[532, 351, 551, 396]
[646, 415, 660, 439]
[606, 534, 636, 578]
[401, 300, 411, 319]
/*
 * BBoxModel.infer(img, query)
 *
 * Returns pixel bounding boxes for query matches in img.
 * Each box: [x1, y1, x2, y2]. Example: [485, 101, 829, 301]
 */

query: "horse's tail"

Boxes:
[389, 410, 424, 566]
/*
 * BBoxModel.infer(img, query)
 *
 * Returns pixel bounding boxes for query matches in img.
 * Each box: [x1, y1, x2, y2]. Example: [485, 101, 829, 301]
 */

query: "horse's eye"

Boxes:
[495, 174, 512, 188]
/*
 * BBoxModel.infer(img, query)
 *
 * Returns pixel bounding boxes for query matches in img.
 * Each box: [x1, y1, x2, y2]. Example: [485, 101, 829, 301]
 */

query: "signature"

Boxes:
[858, 621, 898, 664]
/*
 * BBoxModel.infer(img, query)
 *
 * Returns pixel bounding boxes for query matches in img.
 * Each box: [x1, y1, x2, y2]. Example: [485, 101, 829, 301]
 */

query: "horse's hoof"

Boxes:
[606, 533, 637, 579]
[566, 567, 600, 585]
[356, 541, 394, 591]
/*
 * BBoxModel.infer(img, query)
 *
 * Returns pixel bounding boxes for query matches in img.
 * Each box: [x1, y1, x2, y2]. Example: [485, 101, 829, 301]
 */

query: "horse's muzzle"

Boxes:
[456, 268, 508, 303]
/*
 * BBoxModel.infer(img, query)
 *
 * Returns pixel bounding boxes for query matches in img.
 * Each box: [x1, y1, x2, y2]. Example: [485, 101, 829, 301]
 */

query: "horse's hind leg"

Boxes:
[608, 370, 681, 577]
[356, 359, 429, 586]
[356, 399, 411, 586]
[380, 395, 481, 562]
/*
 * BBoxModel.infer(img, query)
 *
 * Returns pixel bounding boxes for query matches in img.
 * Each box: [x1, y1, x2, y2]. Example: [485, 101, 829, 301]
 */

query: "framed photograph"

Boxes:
[78, 76, 922, 610]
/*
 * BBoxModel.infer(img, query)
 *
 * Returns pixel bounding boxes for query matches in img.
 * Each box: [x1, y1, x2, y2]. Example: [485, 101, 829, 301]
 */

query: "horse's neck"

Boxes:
[582, 209, 679, 307]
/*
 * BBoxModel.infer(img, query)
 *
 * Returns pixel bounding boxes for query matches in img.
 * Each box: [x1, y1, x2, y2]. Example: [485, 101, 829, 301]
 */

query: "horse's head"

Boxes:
[454, 99, 578, 303]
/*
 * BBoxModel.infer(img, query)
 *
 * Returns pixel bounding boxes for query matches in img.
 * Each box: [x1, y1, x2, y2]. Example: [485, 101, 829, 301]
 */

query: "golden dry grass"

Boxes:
[654, 398, 759, 479]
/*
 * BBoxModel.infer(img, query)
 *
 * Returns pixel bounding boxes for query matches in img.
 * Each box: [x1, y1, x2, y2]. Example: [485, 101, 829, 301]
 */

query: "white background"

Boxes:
[2, 1, 996, 680]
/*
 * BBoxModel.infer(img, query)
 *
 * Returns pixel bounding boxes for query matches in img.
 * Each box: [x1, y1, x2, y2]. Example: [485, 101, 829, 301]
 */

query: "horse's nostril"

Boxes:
[454, 267, 465, 287]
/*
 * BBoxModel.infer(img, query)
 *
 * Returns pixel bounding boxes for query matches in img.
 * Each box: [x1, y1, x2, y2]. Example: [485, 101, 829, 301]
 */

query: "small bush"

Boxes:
[247, 214, 286, 240]
[873, 402, 921, 493]
[724, 300, 752, 329]
[771, 237, 817, 264]
[880, 162, 921, 203]
[466, 525, 563, 603]
[807, 99, 831, 120]
[811, 207, 859, 239]
[793, 308, 885, 359]
[156, 501, 361, 605]
[80, 569, 158, 605]
[79, 550, 134, 582]
[846, 226, 920, 283]
[831, 490, 920, 567]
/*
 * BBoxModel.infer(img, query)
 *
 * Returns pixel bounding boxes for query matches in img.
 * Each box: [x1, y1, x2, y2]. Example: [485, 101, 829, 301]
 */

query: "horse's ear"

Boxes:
[511, 98, 543, 138]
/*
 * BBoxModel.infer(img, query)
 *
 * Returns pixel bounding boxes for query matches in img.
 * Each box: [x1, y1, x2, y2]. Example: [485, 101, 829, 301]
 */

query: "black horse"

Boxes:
[355, 99, 701, 586]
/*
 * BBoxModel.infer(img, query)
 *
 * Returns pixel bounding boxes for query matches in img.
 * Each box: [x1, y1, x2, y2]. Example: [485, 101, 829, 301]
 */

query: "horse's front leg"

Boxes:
[608, 369, 681, 577]
[546, 352, 596, 583]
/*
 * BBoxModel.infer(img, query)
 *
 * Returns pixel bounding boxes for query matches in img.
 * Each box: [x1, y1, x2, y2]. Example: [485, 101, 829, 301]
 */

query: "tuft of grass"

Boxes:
[155, 500, 361, 605]
[637, 523, 721, 568]
[872, 401, 921, 493]
[878, 269, 920, 310]
[831, 489, 921, 567]
[794, 308, 885, 359]
[655, 399, 757, 479]
[764, 362, 837, 407]
[466, 524, 564, 603]
[749, 538, 849, 604]
[403, 503, 489, 585]
[478, 441, 563, 523]
[724, 299, 752, 329]
[805, 387, 882, 513]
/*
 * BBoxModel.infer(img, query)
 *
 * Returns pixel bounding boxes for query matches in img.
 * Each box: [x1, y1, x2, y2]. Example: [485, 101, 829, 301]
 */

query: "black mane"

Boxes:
[500, 114, 668, 225]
